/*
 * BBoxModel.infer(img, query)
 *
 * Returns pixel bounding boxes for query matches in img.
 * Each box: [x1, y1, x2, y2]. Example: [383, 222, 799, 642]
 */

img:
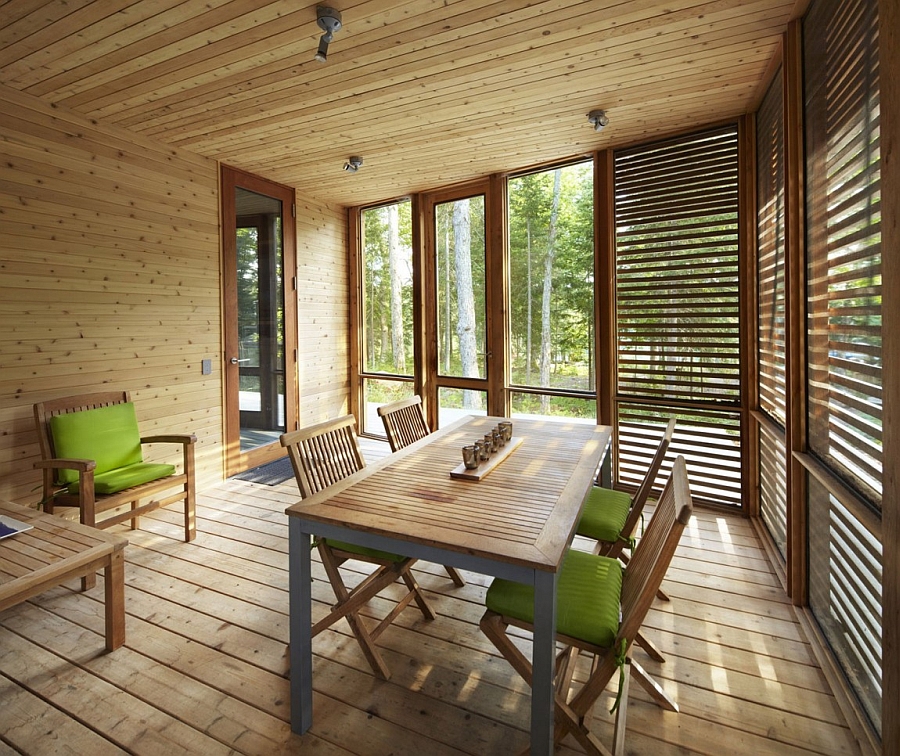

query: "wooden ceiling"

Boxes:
[0, 0, 797, 207]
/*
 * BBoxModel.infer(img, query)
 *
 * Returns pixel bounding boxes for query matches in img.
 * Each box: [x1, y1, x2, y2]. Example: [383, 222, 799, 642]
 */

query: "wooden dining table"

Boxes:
[285, 415, 612, 755]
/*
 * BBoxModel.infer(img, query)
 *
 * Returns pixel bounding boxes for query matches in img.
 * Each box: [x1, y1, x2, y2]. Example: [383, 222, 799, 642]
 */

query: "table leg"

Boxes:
[289, 518, 314, 733]
[531, 570, 558, 756]
[104, 548, 125, 652]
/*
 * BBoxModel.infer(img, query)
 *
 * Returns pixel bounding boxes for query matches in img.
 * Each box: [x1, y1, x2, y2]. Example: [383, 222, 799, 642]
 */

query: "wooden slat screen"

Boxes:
[615, 126, 741, 403]
[808, 476, 882, 733]
[802, 0, 882, 737]
[618, 403, 742, 508]
[614, 126, 742, 508]
[756, 69, 787, 428]
[758, 425, 788, 562]
[804, 0, 882, 508]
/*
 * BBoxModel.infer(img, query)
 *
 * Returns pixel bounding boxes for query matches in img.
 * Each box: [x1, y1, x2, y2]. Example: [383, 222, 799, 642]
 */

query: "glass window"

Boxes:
[438, 387, 487, 428]
[361, 200, 414, 376]
[508, 162, 595, 403]
[362, 378, 416, 438]
[510, 391, 595, 423]
[435, 196, 487, 384]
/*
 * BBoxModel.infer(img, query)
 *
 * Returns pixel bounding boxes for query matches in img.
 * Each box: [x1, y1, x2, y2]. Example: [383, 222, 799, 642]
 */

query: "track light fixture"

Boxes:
[587, 109, 610, 132]
[343, 156, 363, 173]
[314, 6, 342, 62]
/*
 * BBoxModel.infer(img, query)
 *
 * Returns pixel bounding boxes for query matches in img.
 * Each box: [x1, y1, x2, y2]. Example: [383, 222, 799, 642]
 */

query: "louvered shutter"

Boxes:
[614, 126, 743, 508]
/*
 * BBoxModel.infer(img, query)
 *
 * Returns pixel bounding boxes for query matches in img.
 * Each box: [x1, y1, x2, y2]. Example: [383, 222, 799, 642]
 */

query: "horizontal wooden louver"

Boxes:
[613, 127, 743, 508]
[808, 477, 882, 733]
[618, 403, 742, 508]
[615, 127, 741, 404]
[803, 0, 882, 737]
[756, 69, 787, 428]
[758, 424, 788, 561]
[804, 0, 882, 508]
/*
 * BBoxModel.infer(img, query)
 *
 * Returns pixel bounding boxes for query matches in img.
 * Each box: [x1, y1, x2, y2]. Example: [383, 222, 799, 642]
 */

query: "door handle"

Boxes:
[230, 357, 251, 365]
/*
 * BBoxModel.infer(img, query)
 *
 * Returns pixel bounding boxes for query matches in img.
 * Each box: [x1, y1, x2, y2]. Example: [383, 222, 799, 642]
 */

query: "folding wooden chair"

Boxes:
[280, 415, 436, 679]
[480, 456, 693, 756]
[377, 395, 466, 587]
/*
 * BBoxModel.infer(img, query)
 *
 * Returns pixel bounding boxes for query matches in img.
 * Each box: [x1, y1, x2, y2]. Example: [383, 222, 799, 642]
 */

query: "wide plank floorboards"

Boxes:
[0, 440, 861, 755]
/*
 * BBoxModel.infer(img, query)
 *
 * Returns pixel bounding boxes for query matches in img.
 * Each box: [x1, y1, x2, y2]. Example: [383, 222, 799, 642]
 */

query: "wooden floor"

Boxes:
[0, 440, 862, 756]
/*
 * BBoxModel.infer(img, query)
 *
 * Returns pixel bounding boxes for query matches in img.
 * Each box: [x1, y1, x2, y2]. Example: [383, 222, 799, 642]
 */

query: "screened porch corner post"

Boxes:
[738, 112, 761, 520]
[877, 0, 899, 751]
[595, 149, 617, 429]
[347, 206, 363, 426]
[783, 18, 808, 605]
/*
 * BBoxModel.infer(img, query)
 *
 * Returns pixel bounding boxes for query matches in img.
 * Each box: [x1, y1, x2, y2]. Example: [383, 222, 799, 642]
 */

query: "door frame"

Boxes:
[221, 165, 298, 476]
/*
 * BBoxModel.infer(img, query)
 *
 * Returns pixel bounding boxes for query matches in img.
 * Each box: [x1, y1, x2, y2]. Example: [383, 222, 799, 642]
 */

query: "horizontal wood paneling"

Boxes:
[0, 83, 224, 503]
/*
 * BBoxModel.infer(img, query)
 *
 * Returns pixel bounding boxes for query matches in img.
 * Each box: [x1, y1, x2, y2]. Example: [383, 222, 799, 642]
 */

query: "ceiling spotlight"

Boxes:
[587, 109, 610, 132]
[314, 6, 342, 63]
[343, 156, 363, 173]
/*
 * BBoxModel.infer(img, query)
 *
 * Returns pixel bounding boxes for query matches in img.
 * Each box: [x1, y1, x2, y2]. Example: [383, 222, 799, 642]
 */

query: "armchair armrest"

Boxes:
[34, 457, 97, 473]
[140, 434, 197, 446]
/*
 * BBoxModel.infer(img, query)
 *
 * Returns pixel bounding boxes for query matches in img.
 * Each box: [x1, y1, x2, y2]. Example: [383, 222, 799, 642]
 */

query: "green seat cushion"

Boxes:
[67, 462, 177, 495]
[485, 549, 623, 648]
[49, 402, 143, 485]
[325, 539, 406, 564]
[576, 486, 633, 543]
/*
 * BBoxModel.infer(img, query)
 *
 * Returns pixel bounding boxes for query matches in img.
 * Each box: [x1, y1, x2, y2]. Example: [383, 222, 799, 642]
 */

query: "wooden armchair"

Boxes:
[280, 414, 436, 679]
[376, 395, 466, 587]
[33, 391, 197, 546]
[480, 456, 693, 756]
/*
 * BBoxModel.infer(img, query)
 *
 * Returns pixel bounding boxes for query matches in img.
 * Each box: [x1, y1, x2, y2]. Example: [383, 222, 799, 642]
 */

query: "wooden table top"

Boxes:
[286, 416, 611, 572]
[0, 499, 127, 604]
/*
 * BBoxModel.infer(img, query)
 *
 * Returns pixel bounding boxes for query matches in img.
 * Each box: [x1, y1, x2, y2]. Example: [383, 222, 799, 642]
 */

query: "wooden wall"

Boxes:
[295, 199, 350, 427]
[0, 83, 350, 504]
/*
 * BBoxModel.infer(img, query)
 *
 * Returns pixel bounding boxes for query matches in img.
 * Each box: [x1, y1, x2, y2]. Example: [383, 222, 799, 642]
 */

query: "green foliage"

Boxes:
[508, 162, 595, 391]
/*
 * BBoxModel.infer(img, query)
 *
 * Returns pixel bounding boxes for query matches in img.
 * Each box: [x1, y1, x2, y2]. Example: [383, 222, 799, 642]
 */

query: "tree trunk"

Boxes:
[540, 169, 563, 413]
[387, 203, 406, 372]
[526, 217, 533, 384]
[453, 199, 481, 409]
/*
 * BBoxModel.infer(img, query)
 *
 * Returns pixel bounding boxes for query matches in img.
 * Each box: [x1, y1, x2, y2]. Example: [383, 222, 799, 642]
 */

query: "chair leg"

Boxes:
[444, 565, 466, 587]
[630, 659, 678, 712]
[314, 546, 404, 679]
[636, 630, 666, 663]
[400, 570, 437, 620]
[611, 659, 631, 756]
[130, 499, 139, 530]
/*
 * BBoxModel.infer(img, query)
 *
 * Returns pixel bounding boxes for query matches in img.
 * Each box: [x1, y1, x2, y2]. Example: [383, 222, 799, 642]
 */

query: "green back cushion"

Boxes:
[325, 539, 405, 564]
[577, 486, 633, 543]
[50, 403, 176, 494]
[485, 549, 623, 648]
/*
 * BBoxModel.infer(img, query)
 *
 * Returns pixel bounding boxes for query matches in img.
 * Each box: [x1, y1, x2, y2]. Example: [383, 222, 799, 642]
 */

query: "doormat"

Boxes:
[232, 457, 295, 486]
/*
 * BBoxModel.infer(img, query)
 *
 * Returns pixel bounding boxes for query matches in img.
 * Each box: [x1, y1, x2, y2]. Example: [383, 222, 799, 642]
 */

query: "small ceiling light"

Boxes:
[314, 6, 342, 63]
[587, 109, 610, 132]
[343, 156, 363, 173]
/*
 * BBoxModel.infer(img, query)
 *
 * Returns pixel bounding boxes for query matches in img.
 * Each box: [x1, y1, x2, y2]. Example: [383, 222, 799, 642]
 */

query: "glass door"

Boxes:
[222, 167, 297, 475]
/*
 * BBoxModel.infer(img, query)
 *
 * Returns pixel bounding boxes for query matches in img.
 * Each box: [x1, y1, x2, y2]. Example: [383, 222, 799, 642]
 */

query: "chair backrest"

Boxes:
[34, 391, 132, 485]
[376, 395, 430, 452]
[618, 455, 692, 645]
[280, 415, 366, 498]
[618, 417, 677, 540]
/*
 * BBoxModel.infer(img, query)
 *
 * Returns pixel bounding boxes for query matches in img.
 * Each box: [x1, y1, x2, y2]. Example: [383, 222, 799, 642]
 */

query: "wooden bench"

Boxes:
[0, 499, 127, 651]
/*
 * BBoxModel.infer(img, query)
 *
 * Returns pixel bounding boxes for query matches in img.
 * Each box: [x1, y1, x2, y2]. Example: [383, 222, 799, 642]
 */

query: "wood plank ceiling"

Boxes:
[0, 0, 797, 207]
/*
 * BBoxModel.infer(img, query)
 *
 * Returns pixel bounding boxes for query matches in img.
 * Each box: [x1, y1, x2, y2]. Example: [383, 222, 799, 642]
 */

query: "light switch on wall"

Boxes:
[201, 358, 212, 375]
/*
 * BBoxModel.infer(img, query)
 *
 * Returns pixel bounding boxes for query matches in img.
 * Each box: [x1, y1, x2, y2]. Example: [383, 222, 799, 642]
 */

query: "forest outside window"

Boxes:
[359, 199, 415, 435]
[507, 160, 595, 421]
